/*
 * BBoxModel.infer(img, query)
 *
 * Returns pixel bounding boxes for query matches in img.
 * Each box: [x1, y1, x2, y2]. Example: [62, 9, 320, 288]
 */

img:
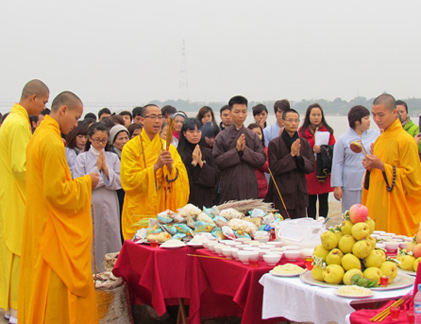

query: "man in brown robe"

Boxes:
[213, 95, 266, 202]
[268, 109, 314, 218]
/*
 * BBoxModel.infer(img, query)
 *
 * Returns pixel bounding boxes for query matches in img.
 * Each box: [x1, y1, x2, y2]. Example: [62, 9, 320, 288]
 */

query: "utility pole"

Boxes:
[179, 39, 189, 101]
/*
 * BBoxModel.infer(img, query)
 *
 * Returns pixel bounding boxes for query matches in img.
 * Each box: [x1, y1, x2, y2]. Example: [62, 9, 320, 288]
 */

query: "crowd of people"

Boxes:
[1, 80, 421, 323]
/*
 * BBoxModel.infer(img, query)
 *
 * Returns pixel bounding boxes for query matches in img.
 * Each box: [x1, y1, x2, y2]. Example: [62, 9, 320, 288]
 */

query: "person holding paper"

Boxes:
[299, 104, 335, 219]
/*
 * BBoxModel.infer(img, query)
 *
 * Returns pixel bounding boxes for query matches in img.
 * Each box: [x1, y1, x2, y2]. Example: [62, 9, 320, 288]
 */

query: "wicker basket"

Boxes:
[94, 272, 134, 324]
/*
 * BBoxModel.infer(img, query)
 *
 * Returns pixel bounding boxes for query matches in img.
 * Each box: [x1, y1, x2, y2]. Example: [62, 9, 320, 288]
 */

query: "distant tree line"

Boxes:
[147, 96, 421, 116]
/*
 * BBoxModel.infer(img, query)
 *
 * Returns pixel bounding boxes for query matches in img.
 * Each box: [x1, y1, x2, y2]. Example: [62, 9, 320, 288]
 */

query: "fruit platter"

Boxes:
[302, 204, 415, 290]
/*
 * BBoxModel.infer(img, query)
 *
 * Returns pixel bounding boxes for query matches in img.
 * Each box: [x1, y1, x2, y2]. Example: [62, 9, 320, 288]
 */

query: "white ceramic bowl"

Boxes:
[235, 238, 249, 242]
[260, 245, 272, 250]
[231, 248, 239, 260]
[282, 245, 300, 251]
[222, 247, 233, 259]
[267, 241, 282, 248]
[384, 241, 399, 252]
[263, 253, 282, 266]
[376, 243, 386, 250]
[270, 248, 284, 254]
[255, 236, 270, 243]
[399, 242, 407, 250]
[284, 250, 301, 261]
[221, 240, 237, 246]
[207, 242, 219, 252]
[238, 251, 253, 264]
[300, 248, 314, 259]
[214, 244, 225, 256]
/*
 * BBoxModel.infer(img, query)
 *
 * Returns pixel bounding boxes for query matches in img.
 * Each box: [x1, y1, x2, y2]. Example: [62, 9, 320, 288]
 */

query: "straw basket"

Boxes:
[94, 272, 134, 324]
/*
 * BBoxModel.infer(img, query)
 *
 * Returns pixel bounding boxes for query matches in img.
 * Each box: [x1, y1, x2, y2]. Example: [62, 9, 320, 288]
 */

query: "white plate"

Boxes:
[187, 242, 203, 247]
[335, 290, 374, 299]
[160, 245, 185, 249]
[300, 271, 414, 291]
[398, 268, 417, 277]
[269, 269, 305, 277]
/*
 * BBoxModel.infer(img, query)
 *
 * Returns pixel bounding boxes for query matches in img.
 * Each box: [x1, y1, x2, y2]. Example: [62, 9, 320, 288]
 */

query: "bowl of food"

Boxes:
[384, 241, 399, 252]
[255, 236, 270, 243]
[283, 250, 301, 261]
[263, 253, 282, 266]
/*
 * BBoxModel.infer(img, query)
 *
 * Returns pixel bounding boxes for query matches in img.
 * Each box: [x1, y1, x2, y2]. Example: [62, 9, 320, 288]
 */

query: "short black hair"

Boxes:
[201, 121, 220, 138]
[220, 105, 231, 114]
[273, 99, 290, 114]
[252, 104, 268, 117]
[395, 100, 408, 113]
[41, 108, 50, 116]
[228, 95, 248, 108]
[161, 105, 177, 117]
[132, 106, 143, 118]
[282, 109, 299, 120]
[84, 112, 97, 121]
[119, 110, 132, 120]
[98, 107, 111, 119]
[347, 105, 370, 129]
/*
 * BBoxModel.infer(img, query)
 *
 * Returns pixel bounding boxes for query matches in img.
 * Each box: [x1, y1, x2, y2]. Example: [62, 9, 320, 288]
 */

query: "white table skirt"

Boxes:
[259, 273, 412, 324]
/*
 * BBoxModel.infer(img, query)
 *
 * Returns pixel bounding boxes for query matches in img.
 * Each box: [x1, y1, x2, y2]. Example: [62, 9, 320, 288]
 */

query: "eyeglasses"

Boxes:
[91, 138, 108, 144]
[144, 114, 164, 120]
[284, 119, 300, 123]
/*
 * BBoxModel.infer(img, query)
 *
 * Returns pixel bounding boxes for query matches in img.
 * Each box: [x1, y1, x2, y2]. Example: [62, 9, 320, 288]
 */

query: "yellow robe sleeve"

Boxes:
[38, 136, 93, 297]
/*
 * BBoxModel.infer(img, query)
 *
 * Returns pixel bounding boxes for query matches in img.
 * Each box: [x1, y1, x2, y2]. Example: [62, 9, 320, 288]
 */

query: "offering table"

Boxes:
[259, 273, 413, 324]
[113, 240, 305, 324]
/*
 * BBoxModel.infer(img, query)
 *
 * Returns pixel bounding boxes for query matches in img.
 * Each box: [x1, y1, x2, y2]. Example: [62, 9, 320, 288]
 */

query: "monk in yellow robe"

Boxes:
[120, 104, 189, 240]
[18, 91, 100, 324]
[0, 80, 49, 323]
[362, 93, 421, 237]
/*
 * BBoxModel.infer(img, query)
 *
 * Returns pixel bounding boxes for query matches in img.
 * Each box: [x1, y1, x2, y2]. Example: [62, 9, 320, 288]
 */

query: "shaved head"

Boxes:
[373, 93, 396, 111]
[51, 91, 83, 112]
[142, 104, 159, 117]
[21, 79, 49, 100]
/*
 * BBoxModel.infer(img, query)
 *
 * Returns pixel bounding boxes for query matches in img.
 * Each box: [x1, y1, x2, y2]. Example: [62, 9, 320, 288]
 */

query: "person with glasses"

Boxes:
[120, 104, 189, 240]
[268, 109, 314, 219]
[65, 121, 89, 177]
[74, 122, 122, 272]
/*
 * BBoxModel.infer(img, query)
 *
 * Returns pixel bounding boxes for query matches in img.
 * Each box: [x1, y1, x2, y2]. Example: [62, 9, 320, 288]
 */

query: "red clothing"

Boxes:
[299, 125, 335, 195]
[255, 146, 269, 198]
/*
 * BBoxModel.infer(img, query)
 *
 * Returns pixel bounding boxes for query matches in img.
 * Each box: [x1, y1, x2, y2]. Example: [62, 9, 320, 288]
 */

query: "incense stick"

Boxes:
[268, 168, 291, 219]
[187, 254, 230, 261]
[166, 117, 175, 151]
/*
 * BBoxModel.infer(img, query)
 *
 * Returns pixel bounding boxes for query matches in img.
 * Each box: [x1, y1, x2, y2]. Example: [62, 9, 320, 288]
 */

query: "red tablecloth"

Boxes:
[113, 240, 305, 324]
[189, 249, 305, 324]
[113, 240, 192, 315]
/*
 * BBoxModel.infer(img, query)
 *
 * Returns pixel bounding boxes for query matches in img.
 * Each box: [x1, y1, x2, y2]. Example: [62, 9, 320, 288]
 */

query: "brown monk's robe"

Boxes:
[268, 132, 314, 218]
[213, 124, 266, 203]
[18, 115, 98, 324]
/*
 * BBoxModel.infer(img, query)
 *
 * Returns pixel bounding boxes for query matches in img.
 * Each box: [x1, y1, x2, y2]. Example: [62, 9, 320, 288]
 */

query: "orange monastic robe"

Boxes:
[120, 129, 189, 240]
[362, 119, 421, 237]
[18, 115, 98, 324]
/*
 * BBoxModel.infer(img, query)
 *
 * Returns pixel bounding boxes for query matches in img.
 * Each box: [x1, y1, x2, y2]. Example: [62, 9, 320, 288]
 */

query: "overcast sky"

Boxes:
[0, 0, 420, 107]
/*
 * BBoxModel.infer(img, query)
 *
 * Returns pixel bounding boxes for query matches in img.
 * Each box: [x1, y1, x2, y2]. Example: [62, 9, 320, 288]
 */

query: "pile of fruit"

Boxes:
[311, 204, 398, 287]
[396, 231, 421, 272]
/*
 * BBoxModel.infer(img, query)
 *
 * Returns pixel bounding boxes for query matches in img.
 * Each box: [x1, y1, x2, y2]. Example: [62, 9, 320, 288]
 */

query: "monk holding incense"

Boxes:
[19, 91, 100, 324]
[120, 104, 189, 240]
[213, 95, 266, 202]
[0, 80, 49, 324]
[362, 93, 421, 237]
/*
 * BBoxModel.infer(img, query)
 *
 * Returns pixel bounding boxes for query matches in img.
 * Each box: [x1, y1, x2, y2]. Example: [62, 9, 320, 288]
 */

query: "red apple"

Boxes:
[349, 204, 368, 224]
[413, 243, 421, 259]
